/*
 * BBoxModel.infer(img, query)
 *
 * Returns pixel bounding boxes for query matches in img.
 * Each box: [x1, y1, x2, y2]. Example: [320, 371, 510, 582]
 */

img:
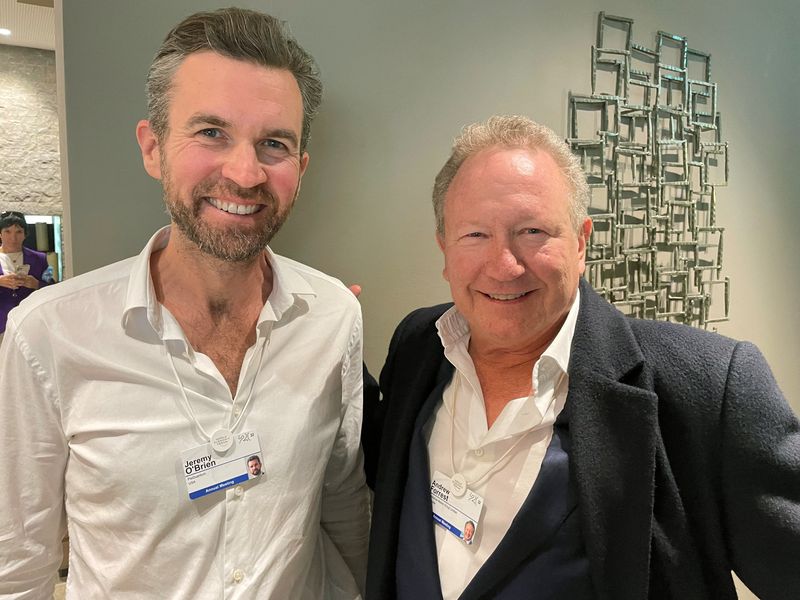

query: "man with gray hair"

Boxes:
[364, 115, 800, 599]
[0, 8, 368, 598]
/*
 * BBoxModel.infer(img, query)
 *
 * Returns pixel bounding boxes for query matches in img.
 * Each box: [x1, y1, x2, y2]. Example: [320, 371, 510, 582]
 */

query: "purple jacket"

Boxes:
[0, 246, 52, 332]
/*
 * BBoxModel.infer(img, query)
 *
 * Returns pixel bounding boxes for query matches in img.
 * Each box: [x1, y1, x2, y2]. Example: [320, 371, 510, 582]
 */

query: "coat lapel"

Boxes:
[460, 423, 578, 599]
[367, 306, 454, 600]
[567, 281, 659, 600]
[467, 283, 658, 600]
[396, 370, 453, 600]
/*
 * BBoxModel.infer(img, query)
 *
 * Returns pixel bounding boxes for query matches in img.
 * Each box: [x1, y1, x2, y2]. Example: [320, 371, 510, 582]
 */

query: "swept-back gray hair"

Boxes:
[432, 115, 589, 234]
[145, 7, 322, 152]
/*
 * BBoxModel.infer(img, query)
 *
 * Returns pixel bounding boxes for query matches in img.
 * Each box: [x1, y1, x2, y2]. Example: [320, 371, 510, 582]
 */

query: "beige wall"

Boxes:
[58, 4, 798, 594]
[60, 0, 798, 402]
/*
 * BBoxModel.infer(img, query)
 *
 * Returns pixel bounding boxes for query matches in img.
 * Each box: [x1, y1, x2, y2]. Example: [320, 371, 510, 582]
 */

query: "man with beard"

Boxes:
[248, 455, 263, 477]
[0, 8, 369, 599]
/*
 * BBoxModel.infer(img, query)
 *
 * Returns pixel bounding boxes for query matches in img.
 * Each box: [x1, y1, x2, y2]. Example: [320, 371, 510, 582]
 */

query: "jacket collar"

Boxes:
[565, 279, 658, 600]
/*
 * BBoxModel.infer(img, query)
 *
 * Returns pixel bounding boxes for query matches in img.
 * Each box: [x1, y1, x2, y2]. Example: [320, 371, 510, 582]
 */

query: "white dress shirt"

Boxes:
[0, 228, 370, 599]
[426, 290, 580, 599]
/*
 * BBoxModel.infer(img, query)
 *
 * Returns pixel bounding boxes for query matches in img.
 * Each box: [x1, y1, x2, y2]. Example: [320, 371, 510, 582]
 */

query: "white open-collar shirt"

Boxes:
[0, 228, 369, 599]
[427, 290, 580, 599]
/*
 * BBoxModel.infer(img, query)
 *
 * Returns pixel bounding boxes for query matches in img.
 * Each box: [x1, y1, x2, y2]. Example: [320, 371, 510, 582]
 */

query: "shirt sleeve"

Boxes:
[320, 310, 371, 595]
[0, 315, 68, 599]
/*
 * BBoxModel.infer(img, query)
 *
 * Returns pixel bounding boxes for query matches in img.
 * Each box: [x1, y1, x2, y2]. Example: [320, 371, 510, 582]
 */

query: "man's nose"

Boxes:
[220, 143, 268, 188]
[485, 243, 526, 280]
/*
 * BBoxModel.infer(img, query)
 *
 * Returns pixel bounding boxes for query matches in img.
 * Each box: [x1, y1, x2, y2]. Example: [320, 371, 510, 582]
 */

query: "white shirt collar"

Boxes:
[434, 287, 581, 443]
[121, 226, 316, 341]
[435, 287, 580, 379]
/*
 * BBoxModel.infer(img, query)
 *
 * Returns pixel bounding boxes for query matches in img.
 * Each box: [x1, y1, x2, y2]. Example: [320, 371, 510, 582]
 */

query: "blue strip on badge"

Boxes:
[181, 430, 264, 501]
[433, 513, 463, 537]
[430, 470, 483, 544]
[189, 473, 249, 499]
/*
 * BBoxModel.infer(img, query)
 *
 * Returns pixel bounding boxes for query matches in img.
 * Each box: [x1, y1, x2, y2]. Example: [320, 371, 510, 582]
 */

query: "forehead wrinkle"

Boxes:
[444, 149, 571, 233]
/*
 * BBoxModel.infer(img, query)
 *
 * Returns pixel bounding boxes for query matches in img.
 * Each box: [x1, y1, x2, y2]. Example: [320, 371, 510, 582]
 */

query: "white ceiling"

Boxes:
[0, 0, 55, 51]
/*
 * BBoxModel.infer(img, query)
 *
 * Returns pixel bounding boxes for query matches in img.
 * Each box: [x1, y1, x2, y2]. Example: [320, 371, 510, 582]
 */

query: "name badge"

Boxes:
[431, 470, 484, 544]
[181, 430, 263, 500]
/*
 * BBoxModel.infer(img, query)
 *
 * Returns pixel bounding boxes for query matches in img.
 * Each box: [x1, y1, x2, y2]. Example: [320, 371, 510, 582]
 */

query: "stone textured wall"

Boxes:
[0, 45, 61, 215]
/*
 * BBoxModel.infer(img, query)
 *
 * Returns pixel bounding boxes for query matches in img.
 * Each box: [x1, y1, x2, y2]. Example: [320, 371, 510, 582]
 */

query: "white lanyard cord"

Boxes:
[448, 369, 566, 489]
[166, 332, 270, 442]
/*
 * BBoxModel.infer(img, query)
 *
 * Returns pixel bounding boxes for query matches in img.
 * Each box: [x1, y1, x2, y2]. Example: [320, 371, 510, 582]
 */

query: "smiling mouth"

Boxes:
[485, 291, 531, 301]
[206, 197, 262, 215]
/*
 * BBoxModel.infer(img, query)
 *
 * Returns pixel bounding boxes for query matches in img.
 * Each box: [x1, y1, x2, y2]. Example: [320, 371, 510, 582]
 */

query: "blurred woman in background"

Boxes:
[0, 211, 53, 343]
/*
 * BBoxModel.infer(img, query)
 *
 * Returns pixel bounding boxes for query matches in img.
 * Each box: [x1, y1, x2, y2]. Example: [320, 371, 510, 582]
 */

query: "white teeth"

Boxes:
[207, 198, 260, 215]
[488, 292, 527, 301]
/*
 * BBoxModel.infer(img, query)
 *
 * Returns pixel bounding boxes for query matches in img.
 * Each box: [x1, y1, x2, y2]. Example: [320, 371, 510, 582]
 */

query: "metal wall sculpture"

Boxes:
[567, 12, 730, 329]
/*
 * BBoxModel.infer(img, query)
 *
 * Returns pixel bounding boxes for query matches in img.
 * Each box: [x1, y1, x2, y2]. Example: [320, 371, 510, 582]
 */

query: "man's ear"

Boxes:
[292, 152, 310, 198]
[299, 151, 310, 176]
[580, 217, 592, 253]
[136, 120, 162, 180]
[436, 233, 449, 282]
[577, 217, 593, 275]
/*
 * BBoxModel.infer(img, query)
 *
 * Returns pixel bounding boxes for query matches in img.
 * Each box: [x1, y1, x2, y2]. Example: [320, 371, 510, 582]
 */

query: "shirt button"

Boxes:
[234, 406, 242, 417]
[233, 569, 244, 583]
[234, 486, 243, 497]
[474, 448, 484, 457]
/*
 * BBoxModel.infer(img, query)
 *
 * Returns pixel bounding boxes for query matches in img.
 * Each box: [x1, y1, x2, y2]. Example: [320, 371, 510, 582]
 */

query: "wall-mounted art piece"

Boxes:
[567, 12, 730, 329]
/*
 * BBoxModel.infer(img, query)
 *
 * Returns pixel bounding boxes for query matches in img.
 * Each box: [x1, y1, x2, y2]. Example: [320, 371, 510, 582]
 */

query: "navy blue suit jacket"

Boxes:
[364, 279, 800, 599]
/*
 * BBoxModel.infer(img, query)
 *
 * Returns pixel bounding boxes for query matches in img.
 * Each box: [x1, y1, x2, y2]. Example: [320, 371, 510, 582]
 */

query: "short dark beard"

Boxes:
[163, 174, 294, 264]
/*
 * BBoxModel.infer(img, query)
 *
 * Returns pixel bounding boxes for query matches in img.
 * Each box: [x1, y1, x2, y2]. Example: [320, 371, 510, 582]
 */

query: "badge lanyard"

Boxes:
[447, 368, 566, 497]
[167, 331, 270, 453]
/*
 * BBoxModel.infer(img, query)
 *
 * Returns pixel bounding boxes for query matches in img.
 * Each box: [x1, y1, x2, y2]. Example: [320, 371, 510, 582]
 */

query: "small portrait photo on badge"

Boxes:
[247, 454, 263, 478]
[463, 520, 476, 545]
